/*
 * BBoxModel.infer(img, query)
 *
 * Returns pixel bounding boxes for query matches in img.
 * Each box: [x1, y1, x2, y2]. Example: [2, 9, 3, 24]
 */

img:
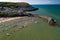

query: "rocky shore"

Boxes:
[36, 15, 57, 26]
[0, 2, 57, 26]
[0, 2, 38, 17]
[0, 15, 57, 26]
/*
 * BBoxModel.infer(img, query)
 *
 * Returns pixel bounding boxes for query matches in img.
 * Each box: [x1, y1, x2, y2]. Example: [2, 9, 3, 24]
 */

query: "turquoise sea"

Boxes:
[32, 5, 60, 26]
[0, 5, 60, 40]
[27, 5, 60, 40]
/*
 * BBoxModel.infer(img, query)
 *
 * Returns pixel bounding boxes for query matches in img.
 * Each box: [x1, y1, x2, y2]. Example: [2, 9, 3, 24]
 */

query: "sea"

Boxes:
[32, 4, 60, 26]
[29, 5, 60, 40]
[0, 4, 60, 40]
[11, 5, 60, 40]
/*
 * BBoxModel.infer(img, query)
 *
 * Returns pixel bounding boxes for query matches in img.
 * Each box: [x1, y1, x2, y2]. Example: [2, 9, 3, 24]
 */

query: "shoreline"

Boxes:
[36, 15, 57, 26]
[0, 17, 24, 23]
[0, 15, 57, 26]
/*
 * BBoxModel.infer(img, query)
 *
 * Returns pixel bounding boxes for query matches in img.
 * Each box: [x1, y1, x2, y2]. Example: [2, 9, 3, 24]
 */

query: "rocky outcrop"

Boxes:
[33, 15, 58, 26]
[48, 19, 57, 26]
[0, 2, 57, 26]
[0, 2, 38, 17]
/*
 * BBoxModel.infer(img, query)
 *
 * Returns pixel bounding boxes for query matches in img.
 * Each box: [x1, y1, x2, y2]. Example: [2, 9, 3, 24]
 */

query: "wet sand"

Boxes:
[0, 15, 57, 26]
[0, 17, 24, 23]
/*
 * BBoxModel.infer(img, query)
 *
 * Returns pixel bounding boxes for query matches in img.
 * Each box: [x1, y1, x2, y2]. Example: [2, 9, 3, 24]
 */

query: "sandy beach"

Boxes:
[0, 17, 24, 23]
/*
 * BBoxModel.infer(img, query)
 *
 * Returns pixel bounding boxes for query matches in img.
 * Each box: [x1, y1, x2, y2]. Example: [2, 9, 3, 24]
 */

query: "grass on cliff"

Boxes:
[0, 2, 30, 8]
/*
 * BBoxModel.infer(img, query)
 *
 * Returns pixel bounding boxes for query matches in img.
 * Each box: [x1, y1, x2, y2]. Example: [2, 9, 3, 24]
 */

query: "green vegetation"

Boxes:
[0, 2, 30, 8]
[0, 12, 9, 17]
[0, 2, 32, 17]
[0, 12, 20, 17]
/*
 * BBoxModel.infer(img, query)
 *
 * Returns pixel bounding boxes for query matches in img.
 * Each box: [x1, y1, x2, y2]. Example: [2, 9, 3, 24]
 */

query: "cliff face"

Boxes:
[0, 2, 38, 17]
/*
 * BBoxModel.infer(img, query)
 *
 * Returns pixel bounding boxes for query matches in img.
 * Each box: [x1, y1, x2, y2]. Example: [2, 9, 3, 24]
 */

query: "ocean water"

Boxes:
[32, 5, 60, 27]
[24, 5, 60, 40]
[0, 5, 60, 40]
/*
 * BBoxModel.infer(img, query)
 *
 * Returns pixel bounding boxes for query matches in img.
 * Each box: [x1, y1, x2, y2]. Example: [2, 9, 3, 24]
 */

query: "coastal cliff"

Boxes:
[0, 2, 57, 26]
[0, 2, 38, 17]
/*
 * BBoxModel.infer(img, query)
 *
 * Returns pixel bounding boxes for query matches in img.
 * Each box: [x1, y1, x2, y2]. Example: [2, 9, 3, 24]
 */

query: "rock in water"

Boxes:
[6, 33, 11, 36]
[49, 19, 57, 26]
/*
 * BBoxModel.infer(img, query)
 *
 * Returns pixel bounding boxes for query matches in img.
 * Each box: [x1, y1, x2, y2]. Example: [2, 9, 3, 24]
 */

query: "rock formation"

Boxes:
[0, 2, 57, 26]
[0, 2, 38, 17]
[33, 15, 58, 26]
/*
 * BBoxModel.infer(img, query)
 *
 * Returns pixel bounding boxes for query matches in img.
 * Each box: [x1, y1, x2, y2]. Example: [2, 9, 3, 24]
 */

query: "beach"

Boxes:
[0, 17, 23, 23]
